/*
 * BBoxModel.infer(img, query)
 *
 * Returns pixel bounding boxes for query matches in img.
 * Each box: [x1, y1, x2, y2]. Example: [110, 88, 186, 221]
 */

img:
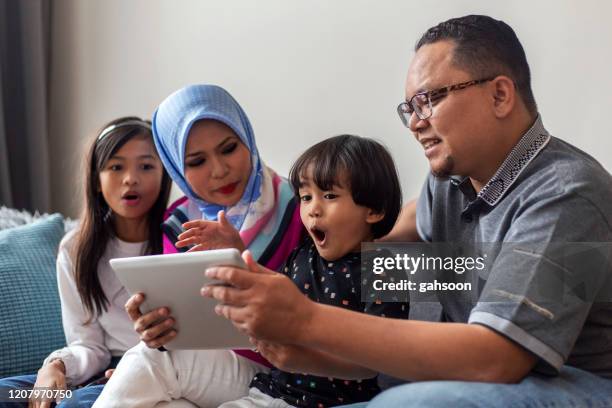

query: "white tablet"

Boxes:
[109, 248, 251, 350]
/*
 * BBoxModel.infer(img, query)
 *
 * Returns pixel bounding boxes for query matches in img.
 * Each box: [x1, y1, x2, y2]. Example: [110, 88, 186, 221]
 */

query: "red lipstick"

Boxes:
[218, 182, 239, 195]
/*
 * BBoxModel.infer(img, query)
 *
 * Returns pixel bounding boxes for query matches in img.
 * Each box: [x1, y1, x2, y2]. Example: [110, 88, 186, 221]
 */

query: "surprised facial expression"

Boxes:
[99, 136, 164, 223]
[298, 167, 382, 261]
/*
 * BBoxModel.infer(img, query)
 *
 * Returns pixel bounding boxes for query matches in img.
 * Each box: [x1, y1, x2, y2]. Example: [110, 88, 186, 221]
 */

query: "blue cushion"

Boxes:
[0, 214, 66, 377]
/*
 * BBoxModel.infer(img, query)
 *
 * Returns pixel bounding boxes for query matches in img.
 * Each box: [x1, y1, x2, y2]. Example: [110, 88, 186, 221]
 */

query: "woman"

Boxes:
[156, 84, 302, 268]
[126, 85, 303, 352]
[94, 85, 303, 407]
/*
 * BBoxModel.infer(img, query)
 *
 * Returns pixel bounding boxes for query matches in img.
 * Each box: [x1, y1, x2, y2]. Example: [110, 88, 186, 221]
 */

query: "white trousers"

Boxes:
[92, 342, 270, 408]
[218, 387, 293, 408]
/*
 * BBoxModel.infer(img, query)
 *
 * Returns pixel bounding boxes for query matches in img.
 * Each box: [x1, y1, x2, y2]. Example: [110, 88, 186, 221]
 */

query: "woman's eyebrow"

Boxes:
[216, 136, 236, 148]
[185, 136, 236, 158]
[185, 150, 204, 159]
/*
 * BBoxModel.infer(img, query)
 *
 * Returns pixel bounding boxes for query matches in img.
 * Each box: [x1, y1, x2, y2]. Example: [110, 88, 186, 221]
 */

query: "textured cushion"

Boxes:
[0, 214, 66, 377]
[0, 206, 77, 232]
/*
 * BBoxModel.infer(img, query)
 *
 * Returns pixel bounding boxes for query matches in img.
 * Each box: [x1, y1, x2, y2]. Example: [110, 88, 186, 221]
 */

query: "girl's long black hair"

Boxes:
[74, 117, 172, 322]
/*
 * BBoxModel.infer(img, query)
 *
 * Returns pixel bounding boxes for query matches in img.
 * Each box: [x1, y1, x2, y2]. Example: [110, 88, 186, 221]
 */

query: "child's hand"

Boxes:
[176, 210, 245, 252]
[29, 360, 67, 408]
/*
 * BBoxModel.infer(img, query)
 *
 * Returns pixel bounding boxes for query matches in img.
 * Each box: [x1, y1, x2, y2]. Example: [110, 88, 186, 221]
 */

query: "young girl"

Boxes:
[0, 117, 171, 408]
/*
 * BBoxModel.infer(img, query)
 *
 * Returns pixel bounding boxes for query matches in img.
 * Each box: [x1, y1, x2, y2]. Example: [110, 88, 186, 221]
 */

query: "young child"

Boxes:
[223, 134, 408, 407]
[0, 117, 171, 408]
[94, 134, 407, 408]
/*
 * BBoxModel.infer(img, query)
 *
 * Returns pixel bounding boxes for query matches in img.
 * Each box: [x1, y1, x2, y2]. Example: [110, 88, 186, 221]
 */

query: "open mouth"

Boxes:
[121, 192, 141, 205]
[310, 226, 327, 245]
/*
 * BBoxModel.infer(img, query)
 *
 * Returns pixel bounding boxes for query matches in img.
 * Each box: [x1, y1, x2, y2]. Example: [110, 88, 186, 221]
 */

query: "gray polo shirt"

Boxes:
[416, 115, 612, 378]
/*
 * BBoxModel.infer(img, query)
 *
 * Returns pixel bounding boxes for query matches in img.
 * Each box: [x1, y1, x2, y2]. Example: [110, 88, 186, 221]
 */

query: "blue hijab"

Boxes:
[152, 84, 263, 230]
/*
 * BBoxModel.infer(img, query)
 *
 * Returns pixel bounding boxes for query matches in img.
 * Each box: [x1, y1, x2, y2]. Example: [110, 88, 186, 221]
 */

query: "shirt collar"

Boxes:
[453, 115, 551, 207]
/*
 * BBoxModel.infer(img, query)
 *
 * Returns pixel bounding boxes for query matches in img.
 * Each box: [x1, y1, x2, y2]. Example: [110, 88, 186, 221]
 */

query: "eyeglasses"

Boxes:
[397, 77, 495, 127]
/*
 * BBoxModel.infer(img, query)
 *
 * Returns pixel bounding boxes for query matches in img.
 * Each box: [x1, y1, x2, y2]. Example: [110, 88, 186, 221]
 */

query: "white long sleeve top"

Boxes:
[43, 229, 143, 385]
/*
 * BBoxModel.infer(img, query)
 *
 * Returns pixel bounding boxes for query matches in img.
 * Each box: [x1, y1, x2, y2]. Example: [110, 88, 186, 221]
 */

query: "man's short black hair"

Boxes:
[417, 15, 537, 115]
[289, 134, 402, 239]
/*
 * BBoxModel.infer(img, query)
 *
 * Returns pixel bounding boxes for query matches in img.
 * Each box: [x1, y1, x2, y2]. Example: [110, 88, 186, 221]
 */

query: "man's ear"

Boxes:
[366, 209, 385, 224]
[489, 75, 516, 119]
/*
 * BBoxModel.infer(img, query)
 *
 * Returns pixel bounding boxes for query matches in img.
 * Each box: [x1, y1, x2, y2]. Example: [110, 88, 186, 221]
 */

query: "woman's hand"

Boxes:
[124, 293, 177, 348]
[28, 360, 66, 408]
[176, 210, 245, 252]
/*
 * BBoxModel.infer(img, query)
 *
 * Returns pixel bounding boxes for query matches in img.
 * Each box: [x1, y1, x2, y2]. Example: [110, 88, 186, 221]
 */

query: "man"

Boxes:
[203, 15, 612, 406]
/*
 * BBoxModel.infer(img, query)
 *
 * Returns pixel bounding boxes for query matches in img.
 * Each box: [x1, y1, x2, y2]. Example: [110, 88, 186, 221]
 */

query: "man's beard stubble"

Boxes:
[430, 155, 455, 179]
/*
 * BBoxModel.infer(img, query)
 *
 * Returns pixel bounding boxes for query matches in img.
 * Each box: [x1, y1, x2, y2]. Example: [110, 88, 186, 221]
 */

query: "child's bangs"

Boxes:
[289, 146, 346, 194]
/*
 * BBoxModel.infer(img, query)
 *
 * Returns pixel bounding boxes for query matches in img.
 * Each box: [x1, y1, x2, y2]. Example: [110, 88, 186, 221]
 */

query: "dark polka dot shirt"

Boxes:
[250, 239, 409, 407]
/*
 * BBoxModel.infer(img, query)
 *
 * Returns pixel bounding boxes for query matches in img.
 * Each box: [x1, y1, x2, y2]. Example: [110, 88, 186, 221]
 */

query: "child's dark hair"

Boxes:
[74, 116, 172, 322]
[289, 134, 402, 239]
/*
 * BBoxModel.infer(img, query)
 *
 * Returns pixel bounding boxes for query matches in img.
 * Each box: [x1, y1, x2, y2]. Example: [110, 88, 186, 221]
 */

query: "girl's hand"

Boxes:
[28, 360, 66, 408]
[124, 293, 177, 349]
[176, 210, 246, 252]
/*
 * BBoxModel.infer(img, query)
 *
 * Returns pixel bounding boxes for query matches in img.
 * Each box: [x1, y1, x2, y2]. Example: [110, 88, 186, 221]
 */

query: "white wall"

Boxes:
[49, 0, 612, 217]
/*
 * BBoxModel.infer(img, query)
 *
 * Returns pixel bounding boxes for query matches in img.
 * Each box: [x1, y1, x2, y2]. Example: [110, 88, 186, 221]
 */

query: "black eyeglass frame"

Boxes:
[397, 77, 495, 127]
